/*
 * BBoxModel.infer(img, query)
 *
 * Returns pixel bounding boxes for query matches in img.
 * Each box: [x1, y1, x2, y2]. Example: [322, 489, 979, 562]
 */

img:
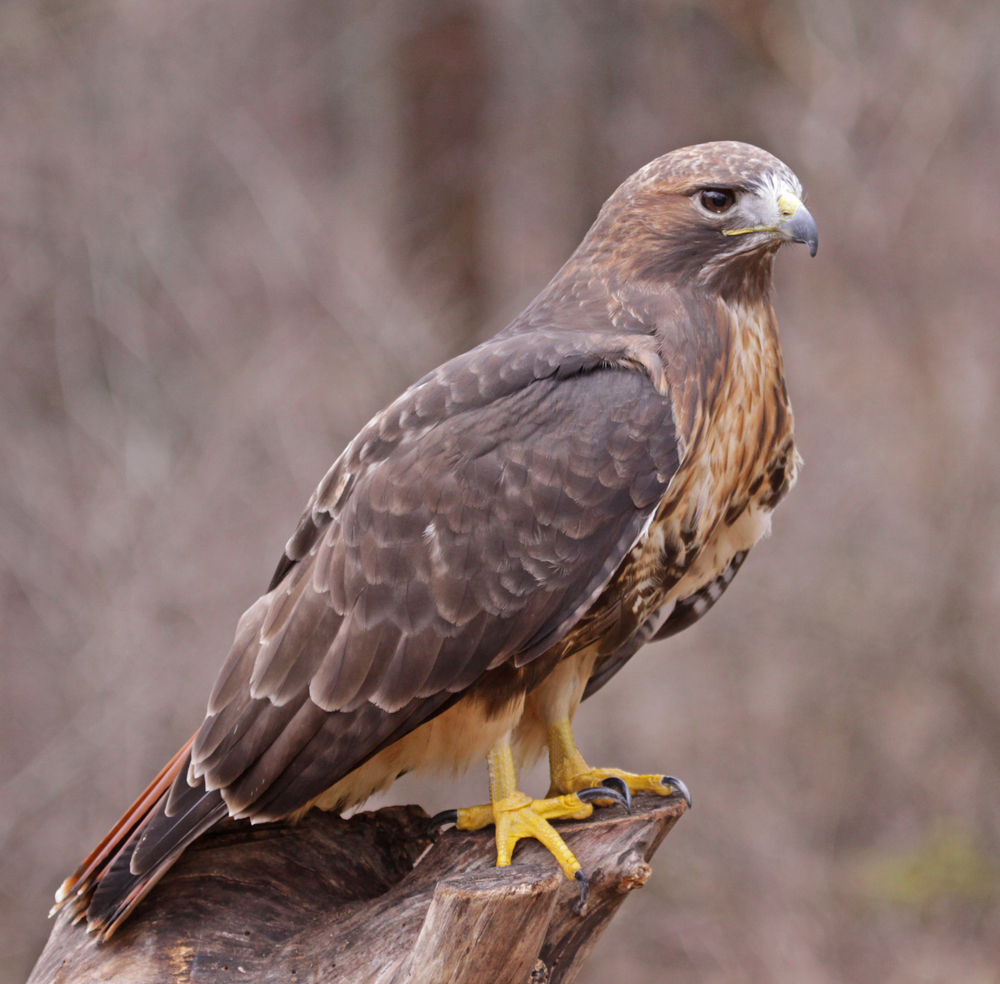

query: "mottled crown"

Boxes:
[622, 141, 803, 197]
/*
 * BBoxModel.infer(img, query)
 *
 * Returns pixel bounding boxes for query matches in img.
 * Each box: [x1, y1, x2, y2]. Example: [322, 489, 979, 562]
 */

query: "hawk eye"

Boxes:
[700, 188, 736, 213]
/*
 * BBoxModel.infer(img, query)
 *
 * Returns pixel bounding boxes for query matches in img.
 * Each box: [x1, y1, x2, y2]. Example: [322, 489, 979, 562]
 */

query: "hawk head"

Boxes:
[586, 141, 818, 298]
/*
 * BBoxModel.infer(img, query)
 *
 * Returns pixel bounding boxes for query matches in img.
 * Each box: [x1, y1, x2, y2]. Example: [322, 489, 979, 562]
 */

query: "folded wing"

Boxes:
[64, 335, 681, 936]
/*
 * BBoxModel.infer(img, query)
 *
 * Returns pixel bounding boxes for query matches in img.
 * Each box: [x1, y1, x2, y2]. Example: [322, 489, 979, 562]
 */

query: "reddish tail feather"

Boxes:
[51, 734, 227, 940]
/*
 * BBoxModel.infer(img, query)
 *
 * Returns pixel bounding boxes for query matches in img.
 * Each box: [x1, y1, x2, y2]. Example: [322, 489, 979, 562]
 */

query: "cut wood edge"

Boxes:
[395, 864, 561, 984]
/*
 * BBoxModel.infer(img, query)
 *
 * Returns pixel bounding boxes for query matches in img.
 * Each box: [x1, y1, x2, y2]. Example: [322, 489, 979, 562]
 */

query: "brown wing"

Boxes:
[75, 332, 680, 937]
[190, 354, 679, 824]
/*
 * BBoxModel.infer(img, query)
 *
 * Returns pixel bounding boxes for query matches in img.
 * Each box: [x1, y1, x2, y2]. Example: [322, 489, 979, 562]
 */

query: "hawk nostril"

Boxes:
[777, 193, 801, 218]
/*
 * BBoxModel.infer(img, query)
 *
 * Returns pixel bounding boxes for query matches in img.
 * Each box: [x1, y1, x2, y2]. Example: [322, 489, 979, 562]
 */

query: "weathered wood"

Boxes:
[29, 793, 686, 984]
[395, 865, 561, 984]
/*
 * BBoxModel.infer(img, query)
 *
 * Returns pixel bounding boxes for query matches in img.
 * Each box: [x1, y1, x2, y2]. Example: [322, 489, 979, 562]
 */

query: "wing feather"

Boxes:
[206, 597, 267, 715]
[190, 694, 309, 791]
[186, 344, 679, 825]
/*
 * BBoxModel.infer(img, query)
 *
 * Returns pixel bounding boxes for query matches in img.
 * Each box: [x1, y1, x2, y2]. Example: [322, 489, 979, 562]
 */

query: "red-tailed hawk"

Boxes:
[55, 141, 817, 937]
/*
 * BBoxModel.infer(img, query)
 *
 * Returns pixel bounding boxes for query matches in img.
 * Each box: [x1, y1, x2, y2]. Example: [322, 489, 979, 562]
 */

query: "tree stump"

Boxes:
[28, 792, 687, 984]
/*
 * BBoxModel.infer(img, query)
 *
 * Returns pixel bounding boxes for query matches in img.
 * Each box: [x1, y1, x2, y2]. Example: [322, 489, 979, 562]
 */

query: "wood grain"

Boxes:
[29, 793, 686, 984]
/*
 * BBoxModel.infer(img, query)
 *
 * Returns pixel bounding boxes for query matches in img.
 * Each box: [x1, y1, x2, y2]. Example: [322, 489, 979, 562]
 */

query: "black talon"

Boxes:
[577, 784, 630, 813]
[429, 809, 459, 832]
[572, 869, 589, 914]
[599, 776, 632, 813]
[663, 775, 692, 808]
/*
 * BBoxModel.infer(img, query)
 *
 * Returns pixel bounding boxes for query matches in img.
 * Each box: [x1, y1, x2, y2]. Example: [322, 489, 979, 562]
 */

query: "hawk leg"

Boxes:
[546, 718, 692, 806]
[448, 738, 627, 909]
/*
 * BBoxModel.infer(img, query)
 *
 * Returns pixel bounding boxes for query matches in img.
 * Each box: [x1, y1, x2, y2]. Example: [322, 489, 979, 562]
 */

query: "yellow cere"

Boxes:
[777, 193, 802, 218]
[723, 192, 803, 238]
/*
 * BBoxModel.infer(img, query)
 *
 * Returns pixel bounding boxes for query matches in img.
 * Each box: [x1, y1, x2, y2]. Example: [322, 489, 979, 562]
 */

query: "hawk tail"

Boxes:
[52, 734, 227, 940]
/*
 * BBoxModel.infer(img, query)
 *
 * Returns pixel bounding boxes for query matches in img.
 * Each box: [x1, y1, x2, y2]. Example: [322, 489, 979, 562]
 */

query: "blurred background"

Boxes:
[1, 1, 998, 981]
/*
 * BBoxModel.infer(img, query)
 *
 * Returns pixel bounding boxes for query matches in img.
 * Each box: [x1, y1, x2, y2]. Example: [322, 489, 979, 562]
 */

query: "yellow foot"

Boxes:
[428, 737, 634, 913]
[546, 719, 692, 808]
[454, 791, 592, 878]
[429, 787, 627, 913]
[559, 767, 689, 802]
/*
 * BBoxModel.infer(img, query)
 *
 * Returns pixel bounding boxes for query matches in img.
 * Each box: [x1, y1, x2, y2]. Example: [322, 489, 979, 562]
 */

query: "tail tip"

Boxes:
[54, 878, 75, 905]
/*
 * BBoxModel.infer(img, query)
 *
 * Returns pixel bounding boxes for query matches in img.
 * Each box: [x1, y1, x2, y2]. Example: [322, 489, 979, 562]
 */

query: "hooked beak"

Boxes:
[722, 190, 819, 257]
[776, 193, 818, 257]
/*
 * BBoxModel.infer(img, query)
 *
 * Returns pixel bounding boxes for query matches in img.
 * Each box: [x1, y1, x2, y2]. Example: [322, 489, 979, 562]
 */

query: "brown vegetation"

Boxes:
[1, 1, 998, 981]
